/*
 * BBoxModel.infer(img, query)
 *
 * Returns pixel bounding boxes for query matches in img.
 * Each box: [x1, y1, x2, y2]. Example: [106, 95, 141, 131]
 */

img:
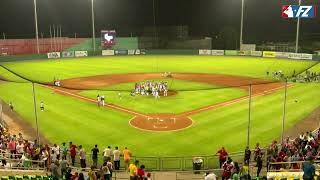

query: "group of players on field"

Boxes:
[131, 81, 169, 98]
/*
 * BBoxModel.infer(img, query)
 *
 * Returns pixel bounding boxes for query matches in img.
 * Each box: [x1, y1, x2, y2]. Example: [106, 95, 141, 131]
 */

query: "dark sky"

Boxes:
[0, 0, 319, 41]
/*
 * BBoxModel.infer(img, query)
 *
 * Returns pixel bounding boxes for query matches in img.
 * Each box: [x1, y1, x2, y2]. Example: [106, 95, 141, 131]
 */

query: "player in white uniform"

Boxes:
[101, 95, 105, 106]
[40, 101, 44, 111]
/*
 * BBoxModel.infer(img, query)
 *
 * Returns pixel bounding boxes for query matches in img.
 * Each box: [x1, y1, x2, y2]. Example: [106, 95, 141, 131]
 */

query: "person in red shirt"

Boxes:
[216, 147, 228, 168]
[8, 138, 16, 158]
[137, 164, 146, 180]
[222, 159, 233, 180]
[254, 143, 261, 161]
[69, 142, 77, 166]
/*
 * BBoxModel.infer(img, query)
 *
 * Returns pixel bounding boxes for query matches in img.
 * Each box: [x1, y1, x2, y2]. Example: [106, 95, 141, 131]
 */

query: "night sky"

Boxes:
[0, 0, 319, 41]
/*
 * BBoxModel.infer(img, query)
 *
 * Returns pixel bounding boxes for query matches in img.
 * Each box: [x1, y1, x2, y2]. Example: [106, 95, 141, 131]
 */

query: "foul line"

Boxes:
[45, 86, 150, 118]
[182, 84, 292, 116]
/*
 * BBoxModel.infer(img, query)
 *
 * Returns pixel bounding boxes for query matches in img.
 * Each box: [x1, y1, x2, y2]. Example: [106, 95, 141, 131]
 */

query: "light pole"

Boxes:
[239, 0, 244, 50]
[91, 0, 96, 53]
[33, 0, 40, 54]
[295, 0, 302, 53]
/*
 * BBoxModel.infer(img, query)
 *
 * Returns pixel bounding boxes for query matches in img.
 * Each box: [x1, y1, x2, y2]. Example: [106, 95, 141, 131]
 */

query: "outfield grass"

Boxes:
[0, 56, 318, 161]
[80, 79, 247, 113]
[1, 56, 317, 83]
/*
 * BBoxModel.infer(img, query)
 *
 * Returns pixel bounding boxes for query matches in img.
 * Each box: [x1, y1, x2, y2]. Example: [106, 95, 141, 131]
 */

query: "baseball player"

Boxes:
[40, 101, 44, 111]
[97, 95, 101, 107]
[101, 95, 105, 106]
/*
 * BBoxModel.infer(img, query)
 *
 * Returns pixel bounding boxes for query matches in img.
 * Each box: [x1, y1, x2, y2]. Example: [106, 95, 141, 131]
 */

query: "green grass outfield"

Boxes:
[0, 56, 317, 82]
[0, 56, 319, 161]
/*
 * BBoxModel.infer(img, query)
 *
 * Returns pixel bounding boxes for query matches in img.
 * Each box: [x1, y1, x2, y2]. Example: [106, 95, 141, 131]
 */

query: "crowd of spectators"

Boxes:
[1, 123, 319, 179]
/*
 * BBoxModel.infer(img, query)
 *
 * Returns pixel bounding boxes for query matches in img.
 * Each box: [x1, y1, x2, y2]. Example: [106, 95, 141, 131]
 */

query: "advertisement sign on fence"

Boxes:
[199, 49, 211, 55]
[75, 51, 88, 57]
[128, 49, 142, 55]
[211, 50, 224, 56]
[263, 51, 276, 58]
[300, 53, 313, 60]
[275, 52, 290, 59]
[288, 53, 301, 59]
[102, 50, 115, 56]
[115, 50, 128, 55]
[251, 51, 262, 57]
[224, 50, 238, 56]
[238, 51, 251, 56]
[47, 52, 61, 59]
[62, 51, 75, 58]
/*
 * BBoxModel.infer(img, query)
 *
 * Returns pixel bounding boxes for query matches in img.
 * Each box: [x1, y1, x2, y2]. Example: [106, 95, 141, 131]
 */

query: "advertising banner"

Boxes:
[251, 51, 262, 57]
[75, 51, 88, 57]
[114, 50, 128, 55]
[300, 53, 313, 60]
[102, 50, 115, 56]
[224, 50, 238, 56]
[62, 51, 75, 58]
[238, 51, 251, 56]
[275, 52, 290, 59]
[199, 49, 211, 55]
[263, 51, 276, 58]
[128, 49, 143, 55]
[47, 52, 61, 59]
[211, 50, 224, 56]
[288, 53, 301, 59]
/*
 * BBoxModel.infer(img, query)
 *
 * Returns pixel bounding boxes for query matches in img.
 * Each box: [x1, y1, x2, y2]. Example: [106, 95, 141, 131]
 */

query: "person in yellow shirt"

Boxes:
[123, 147, 132, 170]
[129, 160, 139, 180]
[88, 166, 97, 180]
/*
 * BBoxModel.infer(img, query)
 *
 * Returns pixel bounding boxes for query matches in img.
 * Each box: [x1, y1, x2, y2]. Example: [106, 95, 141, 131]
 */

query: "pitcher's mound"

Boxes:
[130, 114, 193, 132]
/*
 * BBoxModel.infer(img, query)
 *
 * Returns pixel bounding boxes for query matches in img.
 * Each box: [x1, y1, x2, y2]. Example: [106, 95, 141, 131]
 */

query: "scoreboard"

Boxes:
[101, 30, 116, 48]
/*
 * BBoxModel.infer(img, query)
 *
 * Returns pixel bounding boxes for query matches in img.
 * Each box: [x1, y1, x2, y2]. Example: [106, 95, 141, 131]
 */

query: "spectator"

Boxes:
[52, 144, 60, 160]
[113, 146, 121, 170]
[62, 142, 68, 160]
[204, 172, 217, 180]
[302, 157, 315, 180]
[240, 162, 250, 180]
[79, 145, 86, 169]
[71, 172, 79, 180]
[129, 160, 139, 180]
[50, 160, 60, 180]
[60, 158, 68, 177]
[78, 173, 85, 180]
[222, 158, 233, 180]
[69, 142, 76, 166]
[254, 143, 261, 161]
[103, 146, 113, 163]
[91, 144, 99, 168]
[244, 146, 251, 164]
[123, 147, 132, 170]
[216, 147, 228, 168]
[138, 164, 146, 180]
[146, 173, 152, 180]
[88, 166, 97, 180]
[107, 158, 113, 178]
[256, 154, 263, 178]
[101, 161, 111, 180]
[65, 168, 72, 180]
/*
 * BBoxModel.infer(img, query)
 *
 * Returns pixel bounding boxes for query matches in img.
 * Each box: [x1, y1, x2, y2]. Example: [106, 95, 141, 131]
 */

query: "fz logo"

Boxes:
[282, 5, 316, 18]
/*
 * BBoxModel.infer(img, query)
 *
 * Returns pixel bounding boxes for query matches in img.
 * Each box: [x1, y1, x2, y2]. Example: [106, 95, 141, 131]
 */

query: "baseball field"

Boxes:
[0, 55, 319, 161]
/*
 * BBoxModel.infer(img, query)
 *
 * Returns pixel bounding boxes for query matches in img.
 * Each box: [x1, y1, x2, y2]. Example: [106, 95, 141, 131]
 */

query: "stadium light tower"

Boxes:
[33, 0, 40, 54]
[239, 0, 244, 49]
[295, 0, 301, 53]
[91, 0, 96, 53]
